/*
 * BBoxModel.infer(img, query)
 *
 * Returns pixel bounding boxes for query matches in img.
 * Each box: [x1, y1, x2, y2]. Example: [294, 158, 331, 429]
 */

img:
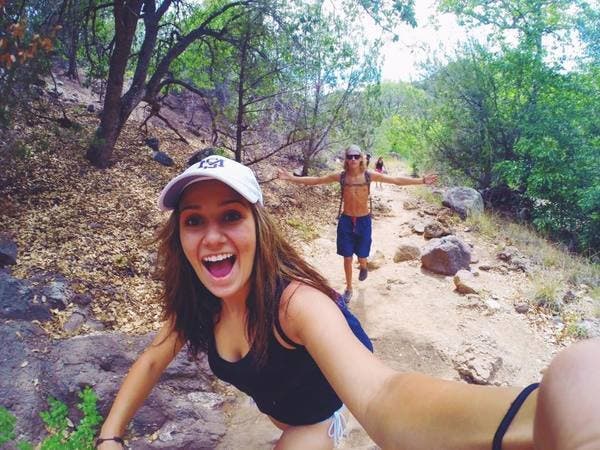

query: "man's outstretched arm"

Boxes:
[277, 168, 340, 186]
[371, 171, 438, 186]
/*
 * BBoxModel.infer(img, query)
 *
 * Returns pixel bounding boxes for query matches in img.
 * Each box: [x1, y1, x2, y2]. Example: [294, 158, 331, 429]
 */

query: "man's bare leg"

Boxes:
[343, 257, 353, 292]
[358, 257, 368, 281]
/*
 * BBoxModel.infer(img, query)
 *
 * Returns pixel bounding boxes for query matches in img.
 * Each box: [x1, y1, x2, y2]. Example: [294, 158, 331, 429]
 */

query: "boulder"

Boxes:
[0, 234, 17, 267]
[421, 235, 471, 276]
[442, 187, 484, 219]
[0, 324, 227, 448]
[423, 220, 451, 240]
[394, 244, 421, 262]
[0, 272, 52, 321]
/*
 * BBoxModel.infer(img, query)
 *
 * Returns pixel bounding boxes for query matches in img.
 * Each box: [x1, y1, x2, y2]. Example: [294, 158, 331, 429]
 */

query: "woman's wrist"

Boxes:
[96, 435, 125, 448]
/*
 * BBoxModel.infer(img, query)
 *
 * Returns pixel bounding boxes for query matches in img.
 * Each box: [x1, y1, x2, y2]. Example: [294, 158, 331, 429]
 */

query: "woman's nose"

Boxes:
[204, 223, 225, 247]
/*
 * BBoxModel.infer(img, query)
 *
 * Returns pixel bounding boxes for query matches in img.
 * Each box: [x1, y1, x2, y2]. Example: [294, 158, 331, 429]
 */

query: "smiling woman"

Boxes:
[96, 155, 600, 450]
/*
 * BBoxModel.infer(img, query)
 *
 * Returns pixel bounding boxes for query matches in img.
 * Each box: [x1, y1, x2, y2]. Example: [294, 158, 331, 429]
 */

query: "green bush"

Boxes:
[0, 387, 103, 450]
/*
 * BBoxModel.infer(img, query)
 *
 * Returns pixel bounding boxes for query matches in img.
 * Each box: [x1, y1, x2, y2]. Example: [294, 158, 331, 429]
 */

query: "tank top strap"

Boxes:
[274, 279, 302, 349]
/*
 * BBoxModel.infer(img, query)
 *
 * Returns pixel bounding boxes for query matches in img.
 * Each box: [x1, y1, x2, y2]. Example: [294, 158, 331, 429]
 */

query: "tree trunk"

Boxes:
[86, 0, 143, 168]
[234, 34, 249, 163]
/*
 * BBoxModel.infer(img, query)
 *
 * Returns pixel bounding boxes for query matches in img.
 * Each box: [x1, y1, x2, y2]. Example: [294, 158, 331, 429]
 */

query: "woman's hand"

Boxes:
[422, 173, 438, 185]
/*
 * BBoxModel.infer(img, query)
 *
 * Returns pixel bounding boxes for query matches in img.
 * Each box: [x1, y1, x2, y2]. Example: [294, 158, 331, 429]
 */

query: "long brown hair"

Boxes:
[156, 202, 336, 366]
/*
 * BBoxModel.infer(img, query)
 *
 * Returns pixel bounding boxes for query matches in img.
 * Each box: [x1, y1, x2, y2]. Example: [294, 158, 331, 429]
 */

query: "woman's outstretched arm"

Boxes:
[97, 321, 185, 448]
[534, 337, 600, 449]
[281, 284, 536, 450]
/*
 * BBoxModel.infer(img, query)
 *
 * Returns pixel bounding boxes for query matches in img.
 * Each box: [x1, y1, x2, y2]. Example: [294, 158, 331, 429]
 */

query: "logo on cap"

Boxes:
[197, 156, 225, 169]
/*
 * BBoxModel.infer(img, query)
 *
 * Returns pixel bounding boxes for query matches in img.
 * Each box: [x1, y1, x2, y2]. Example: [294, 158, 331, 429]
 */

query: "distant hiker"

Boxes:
[366, 153, 371, 168]
[278, 144, 437, 303]
[374, 156, 386, 189]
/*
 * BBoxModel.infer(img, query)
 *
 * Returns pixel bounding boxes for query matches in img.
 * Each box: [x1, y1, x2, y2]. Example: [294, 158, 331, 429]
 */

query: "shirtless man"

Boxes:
[278, 144, 437, 302]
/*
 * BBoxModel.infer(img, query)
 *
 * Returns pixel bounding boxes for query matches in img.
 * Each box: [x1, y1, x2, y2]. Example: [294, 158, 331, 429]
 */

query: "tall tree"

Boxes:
[283, 1, 382, 175]
[85, 0, 255, 168]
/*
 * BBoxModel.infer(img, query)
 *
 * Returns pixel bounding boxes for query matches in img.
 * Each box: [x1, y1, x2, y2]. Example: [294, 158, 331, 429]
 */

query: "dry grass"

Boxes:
[412, 186, 443, 206]
[285, 217, 319, 241]
[530, 272, 562, 312]
[464, 212, 499, 239]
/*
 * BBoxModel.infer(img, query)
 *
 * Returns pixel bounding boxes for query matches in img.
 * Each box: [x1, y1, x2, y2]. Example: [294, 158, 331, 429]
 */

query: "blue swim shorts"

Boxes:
[336, 214, 372, 258]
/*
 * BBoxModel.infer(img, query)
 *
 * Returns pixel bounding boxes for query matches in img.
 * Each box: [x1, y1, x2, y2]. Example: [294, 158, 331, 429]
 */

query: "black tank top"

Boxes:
[207, 282, 373, 426]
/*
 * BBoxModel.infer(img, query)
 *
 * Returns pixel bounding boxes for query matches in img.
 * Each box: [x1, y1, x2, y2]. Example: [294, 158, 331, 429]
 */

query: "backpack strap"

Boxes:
[365, 171, 372, 214]
[338, 171, 346, 218]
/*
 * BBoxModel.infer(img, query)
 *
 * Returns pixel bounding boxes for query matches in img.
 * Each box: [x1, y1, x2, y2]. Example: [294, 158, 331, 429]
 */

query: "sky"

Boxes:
[376, 0, 471, 82]
[374, 0, 588, 82]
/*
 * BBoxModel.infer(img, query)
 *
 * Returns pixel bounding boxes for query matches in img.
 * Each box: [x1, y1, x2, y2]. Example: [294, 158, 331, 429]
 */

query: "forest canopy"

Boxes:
[0, 0, 598, 255]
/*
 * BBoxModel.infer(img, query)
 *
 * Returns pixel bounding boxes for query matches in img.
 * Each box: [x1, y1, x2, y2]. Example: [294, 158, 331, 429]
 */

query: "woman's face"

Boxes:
[178, 180, 256, 302]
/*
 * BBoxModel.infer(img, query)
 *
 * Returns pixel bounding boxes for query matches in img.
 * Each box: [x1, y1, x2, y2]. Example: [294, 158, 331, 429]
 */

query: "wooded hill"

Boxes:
[1, 0, 599, 255]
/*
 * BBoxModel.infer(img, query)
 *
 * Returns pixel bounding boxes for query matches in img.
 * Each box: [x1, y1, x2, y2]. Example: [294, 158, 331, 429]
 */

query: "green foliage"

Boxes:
[0, 388, 102, 450]
[0, 406, 17, 445]
[419, 0, 599, 255]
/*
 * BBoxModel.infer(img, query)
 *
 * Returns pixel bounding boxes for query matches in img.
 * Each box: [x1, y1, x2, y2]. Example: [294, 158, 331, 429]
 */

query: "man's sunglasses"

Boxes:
[346, 154, 361, 160]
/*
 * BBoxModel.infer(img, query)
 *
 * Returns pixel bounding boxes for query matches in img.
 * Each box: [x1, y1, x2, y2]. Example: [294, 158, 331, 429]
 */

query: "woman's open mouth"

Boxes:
[202, 253, 236, 278]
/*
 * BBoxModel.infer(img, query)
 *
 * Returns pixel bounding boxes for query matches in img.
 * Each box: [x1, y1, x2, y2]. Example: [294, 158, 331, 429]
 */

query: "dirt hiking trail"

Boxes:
[217, 168, 559, 450]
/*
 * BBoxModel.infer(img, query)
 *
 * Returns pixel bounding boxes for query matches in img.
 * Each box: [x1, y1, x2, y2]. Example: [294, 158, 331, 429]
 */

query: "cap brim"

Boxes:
[158, 172, 260, 211]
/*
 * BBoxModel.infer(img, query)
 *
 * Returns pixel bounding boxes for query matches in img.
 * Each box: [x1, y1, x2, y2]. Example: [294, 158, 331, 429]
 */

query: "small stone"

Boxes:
[515, 303, 529, 314]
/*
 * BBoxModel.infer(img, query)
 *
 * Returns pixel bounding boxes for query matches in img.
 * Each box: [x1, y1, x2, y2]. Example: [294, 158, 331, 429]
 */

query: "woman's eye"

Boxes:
[223, 210, 242, 223]
[183, 215, 203, 226]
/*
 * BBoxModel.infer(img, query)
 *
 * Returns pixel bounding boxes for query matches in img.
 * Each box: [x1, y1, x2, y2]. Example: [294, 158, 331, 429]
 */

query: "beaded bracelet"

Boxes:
[95, 436, 125, 447]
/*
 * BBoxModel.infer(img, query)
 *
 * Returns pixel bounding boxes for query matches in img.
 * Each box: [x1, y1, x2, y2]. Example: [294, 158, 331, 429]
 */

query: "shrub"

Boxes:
[0, 387, 103, 450]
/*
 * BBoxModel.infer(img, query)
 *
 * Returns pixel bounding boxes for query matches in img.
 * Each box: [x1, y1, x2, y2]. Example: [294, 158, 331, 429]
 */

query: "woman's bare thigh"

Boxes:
[273, 418, 334, 450]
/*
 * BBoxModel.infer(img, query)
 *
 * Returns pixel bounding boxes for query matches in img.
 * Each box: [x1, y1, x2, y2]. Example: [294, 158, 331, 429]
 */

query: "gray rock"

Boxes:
[42, 279, 71, 310]
[0, 324, 227, 447]
[0, 235, 17, 267]
[453, 270, 478, 294]
[0, 272, 52, 321]
[515, 303, 530, 314]
[412, 223, 425, 234]
[63, 310, 87, 333]
[453, 337, 502, 384]
[421, 235, 471, 276]
[442, 187, 484, 219]
[423, 220, 451, 239]
[394, 244, 421, 262]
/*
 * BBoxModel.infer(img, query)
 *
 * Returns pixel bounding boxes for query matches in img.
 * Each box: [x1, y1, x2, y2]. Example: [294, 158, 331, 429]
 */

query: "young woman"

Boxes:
[97, 155, 600, 450]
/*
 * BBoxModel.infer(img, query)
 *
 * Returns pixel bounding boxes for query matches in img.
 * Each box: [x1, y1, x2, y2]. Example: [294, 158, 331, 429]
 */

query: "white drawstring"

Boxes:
[327, 406, 347, 447]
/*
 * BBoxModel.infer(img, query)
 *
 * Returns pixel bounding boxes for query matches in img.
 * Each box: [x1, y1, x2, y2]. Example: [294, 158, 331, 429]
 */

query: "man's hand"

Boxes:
[422, 173, 438, 185]
[277, 168, 293, 181]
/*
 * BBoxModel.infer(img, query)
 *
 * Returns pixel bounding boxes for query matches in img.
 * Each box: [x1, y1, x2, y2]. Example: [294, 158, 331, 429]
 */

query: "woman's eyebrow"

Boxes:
[179, 198, 244, 211]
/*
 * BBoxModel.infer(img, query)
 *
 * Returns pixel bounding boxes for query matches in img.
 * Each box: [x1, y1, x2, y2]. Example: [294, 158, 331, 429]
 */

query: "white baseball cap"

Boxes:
[158, 155, 263, 210]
